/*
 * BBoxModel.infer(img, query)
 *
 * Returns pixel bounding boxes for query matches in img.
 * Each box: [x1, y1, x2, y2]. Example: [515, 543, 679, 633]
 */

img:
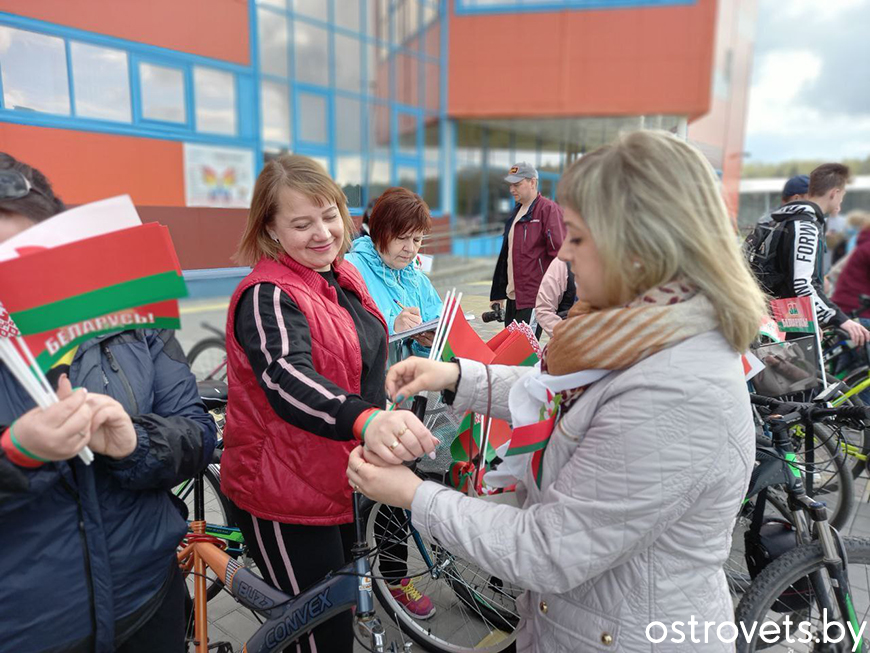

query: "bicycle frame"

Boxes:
[180, 536, 383, 653]
[747, 411, 863, 650]
[178, 487, 391, 653]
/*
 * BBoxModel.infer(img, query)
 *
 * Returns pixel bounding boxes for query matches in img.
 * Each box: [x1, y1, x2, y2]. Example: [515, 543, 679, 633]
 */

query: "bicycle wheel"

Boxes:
[187, 337, 227, 382]
[735, 537, 870, 652]
[799, 423, 854, 532]
[837, 370, 870, 479]
[176, 466, 242, 601]
[366, 500, 519, 653]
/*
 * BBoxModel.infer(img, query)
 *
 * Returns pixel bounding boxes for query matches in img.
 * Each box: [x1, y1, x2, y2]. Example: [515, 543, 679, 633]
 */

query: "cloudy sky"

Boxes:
[744, 0, 870, 163]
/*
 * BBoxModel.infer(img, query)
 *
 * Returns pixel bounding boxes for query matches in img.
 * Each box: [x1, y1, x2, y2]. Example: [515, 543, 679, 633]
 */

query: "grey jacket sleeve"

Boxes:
[450, 359, 528, 423]
[411, 367, 743, 595]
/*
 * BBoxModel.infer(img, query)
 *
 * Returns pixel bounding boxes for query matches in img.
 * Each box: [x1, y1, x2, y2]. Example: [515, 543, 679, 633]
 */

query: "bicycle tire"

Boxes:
[187, 337, 227, 382]
[734, 537, 870, 652]
[365, 500, 518, 653]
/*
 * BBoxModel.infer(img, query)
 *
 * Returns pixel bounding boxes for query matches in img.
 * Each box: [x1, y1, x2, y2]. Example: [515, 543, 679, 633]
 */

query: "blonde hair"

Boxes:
[556, 130, 767, 352]
[847, 209, 870, 232]
[234, 155, 354, 267]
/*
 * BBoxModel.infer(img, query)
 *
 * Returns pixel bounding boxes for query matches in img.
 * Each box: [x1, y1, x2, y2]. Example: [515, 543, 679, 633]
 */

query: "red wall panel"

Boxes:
[448, 0, 717, 118]
[0, 0, 249, 64]
[0, 123, 185, 206]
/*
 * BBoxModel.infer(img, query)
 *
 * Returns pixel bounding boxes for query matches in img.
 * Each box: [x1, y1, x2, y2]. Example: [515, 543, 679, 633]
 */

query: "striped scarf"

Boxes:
[541, 281, 719, 409]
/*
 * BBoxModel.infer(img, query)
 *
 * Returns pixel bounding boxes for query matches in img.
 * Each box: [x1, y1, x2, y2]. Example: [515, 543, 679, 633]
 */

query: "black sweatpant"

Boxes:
[230, 500, 355, 653]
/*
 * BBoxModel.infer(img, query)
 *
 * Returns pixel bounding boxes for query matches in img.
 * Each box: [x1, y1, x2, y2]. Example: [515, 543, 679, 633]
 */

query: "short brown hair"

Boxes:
[0, 153, 66, 221]
[369, 187, 432, 252]
[809, 163, 851, 198]
[234, 155, 353, 266]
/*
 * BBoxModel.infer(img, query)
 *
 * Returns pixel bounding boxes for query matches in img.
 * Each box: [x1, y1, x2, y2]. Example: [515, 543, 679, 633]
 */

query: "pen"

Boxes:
[394, 299, 407, 310]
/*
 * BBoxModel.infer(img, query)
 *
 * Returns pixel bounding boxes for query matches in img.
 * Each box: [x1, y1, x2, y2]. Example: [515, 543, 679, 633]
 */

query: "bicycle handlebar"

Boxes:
[750, 394, 870, 422]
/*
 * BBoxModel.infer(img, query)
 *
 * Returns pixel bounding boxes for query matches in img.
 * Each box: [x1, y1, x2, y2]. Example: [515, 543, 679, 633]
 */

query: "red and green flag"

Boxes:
[504, 394, 561, 489]
[21, 300, 181, 371]
[489, 329, 539, 367]
[450, 412, 495, 463]
[770, 297, 816, 334]
[440, 306, 494, 364]
[447, 461, 475, 493]
[0, 223, 187, 371]
[0, 223, 185, 336]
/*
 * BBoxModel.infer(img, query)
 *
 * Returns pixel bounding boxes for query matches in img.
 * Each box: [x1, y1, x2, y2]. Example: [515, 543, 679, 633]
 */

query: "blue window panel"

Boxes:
[368, 157, 391, 201]
[454, 0, 695, 14]
[138, 60, 187, 124]
[296, 89, 330, 145]
[369, 101, 391, 155]
[396, 109, 420, 158]
[294, 0, 329, 22]
[397, 163, 419, 194]
[0, 13, 256, 149]
[334, 0, 362, 32]
[261, 80, 292, 145]
[334, 33, 363, 93]
[70, 41, 131, 122]
[335, 95, 363, 151]
[0, 25, 69, 115]
[258, 7, 290, 78]
[423, 164, 440, 211]
[194, 66, 236, 135]
[336, 154, 364, 208]
[294, 19, 329, 86]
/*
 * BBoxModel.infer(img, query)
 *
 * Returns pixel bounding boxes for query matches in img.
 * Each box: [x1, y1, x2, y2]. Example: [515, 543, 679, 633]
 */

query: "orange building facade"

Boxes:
[0, 0, 755, 270]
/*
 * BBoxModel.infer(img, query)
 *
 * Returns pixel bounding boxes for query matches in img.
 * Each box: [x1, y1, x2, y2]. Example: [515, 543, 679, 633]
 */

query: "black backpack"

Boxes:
[744, 215, 807, 295]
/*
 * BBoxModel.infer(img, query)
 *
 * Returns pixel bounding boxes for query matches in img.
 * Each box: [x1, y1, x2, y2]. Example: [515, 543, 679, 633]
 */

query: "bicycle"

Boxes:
[179, 473, 520, 652]
[187, 322, 228, 382]
[176, 384, 520, 651]
[732, 395, 870, 652]
[726, 391, 858, 600]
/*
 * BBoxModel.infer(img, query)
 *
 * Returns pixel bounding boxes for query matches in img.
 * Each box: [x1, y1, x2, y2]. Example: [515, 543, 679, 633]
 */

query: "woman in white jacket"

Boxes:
[348, 130, 767, 652]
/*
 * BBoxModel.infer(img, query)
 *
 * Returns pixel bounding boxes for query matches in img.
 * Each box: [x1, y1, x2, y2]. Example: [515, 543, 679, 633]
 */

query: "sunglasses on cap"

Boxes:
[0, 169, 50, 202]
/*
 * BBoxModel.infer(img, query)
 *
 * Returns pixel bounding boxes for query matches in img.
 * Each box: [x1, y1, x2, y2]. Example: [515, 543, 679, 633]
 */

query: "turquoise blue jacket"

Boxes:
[345, 236, 442, 353]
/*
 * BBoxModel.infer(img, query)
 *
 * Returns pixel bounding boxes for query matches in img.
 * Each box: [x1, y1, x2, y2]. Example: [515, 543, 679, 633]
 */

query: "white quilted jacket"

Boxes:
[410, 330, 755, 652]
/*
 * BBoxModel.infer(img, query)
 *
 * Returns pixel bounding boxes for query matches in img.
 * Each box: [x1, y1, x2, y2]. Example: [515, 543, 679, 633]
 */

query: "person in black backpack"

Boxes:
[756, 163, 869, 345]
[756, 174, 809, 225]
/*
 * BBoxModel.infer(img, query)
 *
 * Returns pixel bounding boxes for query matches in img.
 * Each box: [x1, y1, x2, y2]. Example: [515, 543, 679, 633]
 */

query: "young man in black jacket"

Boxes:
[769, 163, 869, 345]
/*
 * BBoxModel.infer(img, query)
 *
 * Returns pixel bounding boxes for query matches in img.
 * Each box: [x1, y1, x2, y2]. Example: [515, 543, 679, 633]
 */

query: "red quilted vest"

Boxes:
[221, 254, 387, 525]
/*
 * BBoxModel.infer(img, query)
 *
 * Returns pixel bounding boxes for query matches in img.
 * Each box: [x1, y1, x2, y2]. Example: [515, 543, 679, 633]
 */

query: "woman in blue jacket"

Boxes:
[345, 187, 442, 356]
[0, 153, 217, 652]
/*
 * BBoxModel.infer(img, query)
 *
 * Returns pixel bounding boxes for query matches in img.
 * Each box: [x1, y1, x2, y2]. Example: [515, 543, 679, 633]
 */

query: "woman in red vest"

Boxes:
[221, 155, 438, 651]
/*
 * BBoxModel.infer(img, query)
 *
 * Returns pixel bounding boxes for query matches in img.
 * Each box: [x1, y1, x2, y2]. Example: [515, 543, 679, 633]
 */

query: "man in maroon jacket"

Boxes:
[490, 162, 566, 334]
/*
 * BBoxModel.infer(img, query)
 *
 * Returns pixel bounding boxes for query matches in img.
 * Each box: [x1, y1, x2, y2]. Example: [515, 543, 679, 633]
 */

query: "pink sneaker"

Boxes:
[389, 578, 436, 620]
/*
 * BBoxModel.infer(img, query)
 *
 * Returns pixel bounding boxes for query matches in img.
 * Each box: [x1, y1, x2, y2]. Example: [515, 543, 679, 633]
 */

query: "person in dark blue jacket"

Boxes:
[0, 153, 217, 652]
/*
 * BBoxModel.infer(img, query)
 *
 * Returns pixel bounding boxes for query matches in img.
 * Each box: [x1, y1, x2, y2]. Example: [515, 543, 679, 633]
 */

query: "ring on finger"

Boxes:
[395, 426, 408, 438]
[389, 439, 401, 451]
[353, 461, 363, 473]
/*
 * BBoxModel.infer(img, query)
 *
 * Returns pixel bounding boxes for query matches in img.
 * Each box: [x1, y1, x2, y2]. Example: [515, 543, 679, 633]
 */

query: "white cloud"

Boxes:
[744, 0, 870, 162]
[746, 49, 822, 136]
[777, 0, 864, 20]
